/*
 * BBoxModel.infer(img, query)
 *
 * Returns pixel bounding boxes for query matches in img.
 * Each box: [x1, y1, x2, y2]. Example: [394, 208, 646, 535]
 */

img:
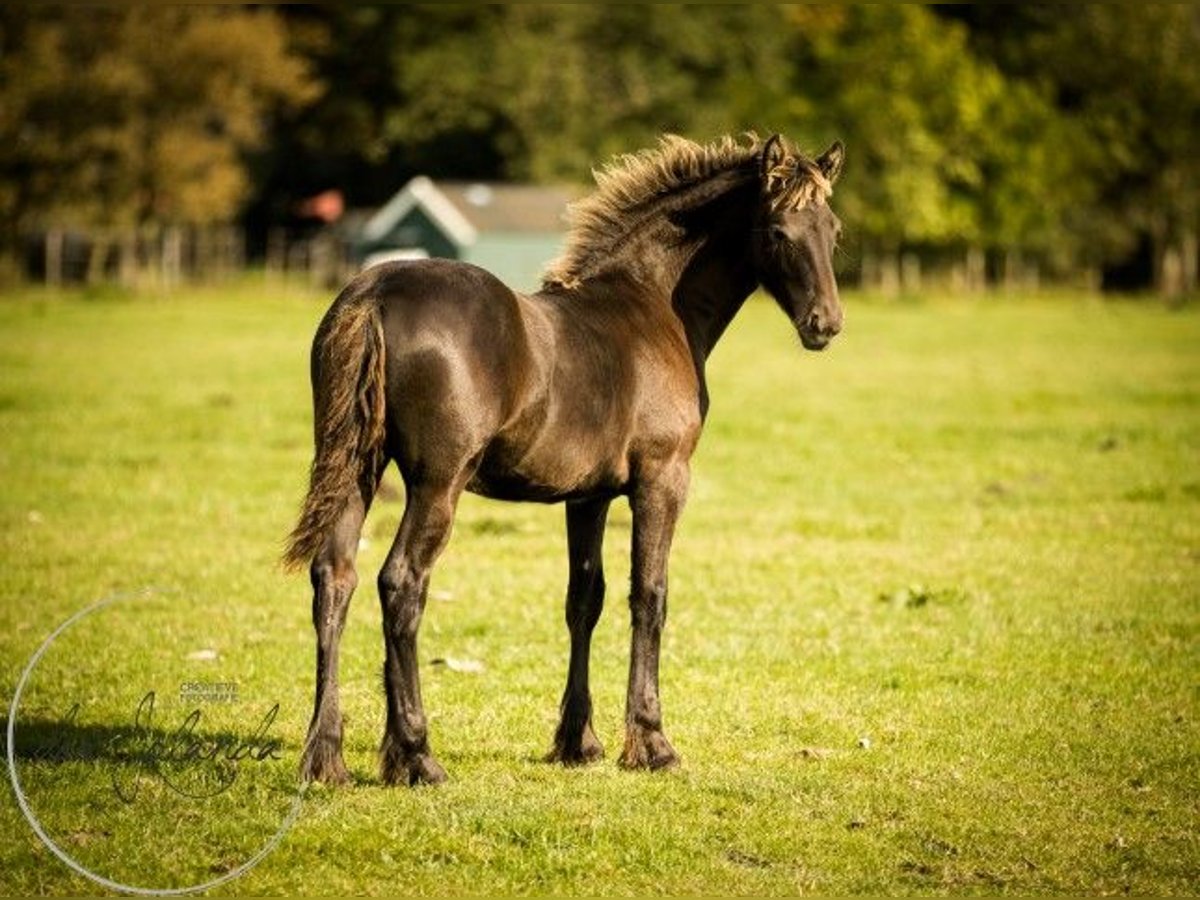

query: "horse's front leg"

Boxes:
[621, 462, 689, 770]
[547, 497, 611, 765]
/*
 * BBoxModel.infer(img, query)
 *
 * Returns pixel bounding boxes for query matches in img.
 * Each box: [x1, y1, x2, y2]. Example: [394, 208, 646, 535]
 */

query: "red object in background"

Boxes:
[295, 189, 345, 223]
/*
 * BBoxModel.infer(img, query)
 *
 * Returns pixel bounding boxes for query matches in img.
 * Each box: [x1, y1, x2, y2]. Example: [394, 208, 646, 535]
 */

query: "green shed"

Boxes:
[355, 177, 575, 291]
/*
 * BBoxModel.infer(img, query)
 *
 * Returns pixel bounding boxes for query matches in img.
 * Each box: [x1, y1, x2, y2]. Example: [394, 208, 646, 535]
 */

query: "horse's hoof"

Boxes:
[619, 726, 679, 771]
[545, 724, 605, 766]
[381, 751, 447, 787]
[300, 737, 351, 785]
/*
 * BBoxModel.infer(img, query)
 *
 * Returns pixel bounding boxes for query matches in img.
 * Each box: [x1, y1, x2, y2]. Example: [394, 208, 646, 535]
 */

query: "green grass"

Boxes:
[1, 278, 1197, 895]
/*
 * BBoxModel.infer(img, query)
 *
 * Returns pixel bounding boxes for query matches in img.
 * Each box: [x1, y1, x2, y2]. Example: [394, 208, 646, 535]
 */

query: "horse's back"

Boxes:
[352, 258, 519, 331]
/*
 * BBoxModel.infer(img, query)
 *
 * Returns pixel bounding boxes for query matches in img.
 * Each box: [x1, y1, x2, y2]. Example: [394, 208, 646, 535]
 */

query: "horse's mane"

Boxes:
[542, 132, 831, 290]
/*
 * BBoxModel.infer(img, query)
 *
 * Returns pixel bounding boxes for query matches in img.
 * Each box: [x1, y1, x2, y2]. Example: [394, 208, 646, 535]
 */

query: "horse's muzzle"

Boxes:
[798, 310, 841, 351]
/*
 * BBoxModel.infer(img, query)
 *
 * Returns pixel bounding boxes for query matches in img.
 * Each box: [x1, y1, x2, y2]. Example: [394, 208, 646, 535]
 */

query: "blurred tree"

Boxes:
[388, 5, 795, 182]
[1041, 5, 1200, 295]
[792, 6, 1062, 290]
[385, 5, 514, 178]
[6, 4, 1194, 292]
[0, 6, 314, 268]
[941, 4, 1200, 294]
[248, 6, 420, 217]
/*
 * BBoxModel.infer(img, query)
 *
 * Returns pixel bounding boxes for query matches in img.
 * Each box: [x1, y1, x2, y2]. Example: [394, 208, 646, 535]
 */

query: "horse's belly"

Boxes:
[468, 431, 629, 503]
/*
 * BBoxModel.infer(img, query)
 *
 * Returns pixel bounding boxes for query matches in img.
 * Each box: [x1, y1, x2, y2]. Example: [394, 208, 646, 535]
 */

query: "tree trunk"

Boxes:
[1148, 212, 1180, 299]
[267, 227, 286, 288]
[86, 232, 110, 285]
[860, 245, 877, 292]
[879, 244, 900, 298]
[900, 252, 921, 295]
[1179, 226, 1197, 296]
[1160, 245, 1183, 300]
[965, 246, 985, 293]
[118, 231, 138, 287]
[161, 225, 183, 290]
[1003, 248, 1018, 294]
[45, 229, 64, 287]
[195, 225, 212, 281]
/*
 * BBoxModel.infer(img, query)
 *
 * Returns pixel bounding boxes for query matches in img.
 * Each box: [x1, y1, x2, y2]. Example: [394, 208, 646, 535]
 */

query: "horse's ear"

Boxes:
[817, 140, 845, 184]
[760, 133, 790, 193]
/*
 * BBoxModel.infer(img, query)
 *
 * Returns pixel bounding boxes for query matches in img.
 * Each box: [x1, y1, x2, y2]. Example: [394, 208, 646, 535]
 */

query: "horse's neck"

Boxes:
[671, 246, 756, 360]
[650, 187, 756, 418]
[558, 171, 758, 404]
[666, 180, 759, 363]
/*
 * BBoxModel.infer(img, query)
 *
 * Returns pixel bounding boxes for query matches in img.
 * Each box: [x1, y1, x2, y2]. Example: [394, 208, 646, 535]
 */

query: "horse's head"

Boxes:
[753, 134, 845, 351]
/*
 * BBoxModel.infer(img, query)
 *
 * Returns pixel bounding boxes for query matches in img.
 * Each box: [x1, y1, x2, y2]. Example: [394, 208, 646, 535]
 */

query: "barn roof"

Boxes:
[362, 176, 575, 247]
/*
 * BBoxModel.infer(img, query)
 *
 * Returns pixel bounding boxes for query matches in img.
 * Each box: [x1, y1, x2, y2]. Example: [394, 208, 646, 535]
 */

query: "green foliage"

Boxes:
[0, 283, 1197, 893]
[792, 7, 1088, 261]
[387, 5, 793, 182]
[295, 4, 1195, 290]
[1047, 7, 1200, 274]
[2, 5, 1198, 291]
[0, 7, 314, 235]
[946, 5, 1200, 283]
[797, 7, 990, 246]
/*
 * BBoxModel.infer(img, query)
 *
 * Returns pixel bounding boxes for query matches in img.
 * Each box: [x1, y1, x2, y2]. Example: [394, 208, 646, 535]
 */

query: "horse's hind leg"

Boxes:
[546, 497, 610, 765]
[378, 478, 463, 785]
[300, 469, 377, 784]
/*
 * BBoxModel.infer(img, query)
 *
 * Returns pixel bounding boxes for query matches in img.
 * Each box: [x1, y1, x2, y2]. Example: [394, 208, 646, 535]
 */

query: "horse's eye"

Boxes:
[769, 225, 788, 243]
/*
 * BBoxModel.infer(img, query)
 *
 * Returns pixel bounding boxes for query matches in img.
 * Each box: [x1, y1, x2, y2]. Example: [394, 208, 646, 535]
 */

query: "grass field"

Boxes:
[1, 279, 1197, 895]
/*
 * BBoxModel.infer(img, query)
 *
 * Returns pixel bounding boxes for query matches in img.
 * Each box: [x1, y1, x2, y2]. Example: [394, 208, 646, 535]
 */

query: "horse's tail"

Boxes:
[283, 293, 387, 571]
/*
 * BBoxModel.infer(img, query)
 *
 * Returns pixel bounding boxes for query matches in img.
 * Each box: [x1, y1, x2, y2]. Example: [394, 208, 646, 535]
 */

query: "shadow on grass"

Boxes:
[3, 703, 298, 804]
[5, 699, 288, 758]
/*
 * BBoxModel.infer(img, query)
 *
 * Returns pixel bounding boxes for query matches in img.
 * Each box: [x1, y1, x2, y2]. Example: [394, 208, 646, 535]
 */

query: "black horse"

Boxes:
[285, 133, 845, 785]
